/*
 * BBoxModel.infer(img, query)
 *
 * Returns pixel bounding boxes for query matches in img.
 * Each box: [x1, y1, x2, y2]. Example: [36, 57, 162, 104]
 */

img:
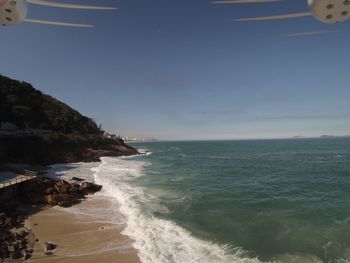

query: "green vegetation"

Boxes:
[0, 75, 100, 134]
[0, 74, 138, 165]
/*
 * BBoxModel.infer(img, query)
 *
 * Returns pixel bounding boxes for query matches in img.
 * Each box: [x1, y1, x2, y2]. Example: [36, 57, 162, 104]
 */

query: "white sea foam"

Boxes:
[46, 158, 340, 263]
[92, 157, 267, 263]
[46, 162, 99, 181]
[138, 149, 153, 155]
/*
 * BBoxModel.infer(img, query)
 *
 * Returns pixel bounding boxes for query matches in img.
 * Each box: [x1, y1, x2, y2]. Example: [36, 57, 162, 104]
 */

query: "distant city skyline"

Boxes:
[1, 0, 350, 140]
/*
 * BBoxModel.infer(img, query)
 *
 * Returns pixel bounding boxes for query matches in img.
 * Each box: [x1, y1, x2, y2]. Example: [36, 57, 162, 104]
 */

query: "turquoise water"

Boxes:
[129, 138, 350, 262]
[0, 175, 16, 183]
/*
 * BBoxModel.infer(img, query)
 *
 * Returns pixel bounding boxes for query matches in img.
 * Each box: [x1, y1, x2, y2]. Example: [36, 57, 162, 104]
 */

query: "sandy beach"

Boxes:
[26, 197, 140, 263]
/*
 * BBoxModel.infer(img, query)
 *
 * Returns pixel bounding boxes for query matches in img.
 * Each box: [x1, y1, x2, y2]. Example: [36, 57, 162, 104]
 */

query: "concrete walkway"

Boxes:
[0, 171, 37, 189]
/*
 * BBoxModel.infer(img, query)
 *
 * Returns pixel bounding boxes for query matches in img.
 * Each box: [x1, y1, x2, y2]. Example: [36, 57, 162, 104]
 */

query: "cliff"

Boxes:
[0, 74, 99, 134]
[0, 75, 138, 164]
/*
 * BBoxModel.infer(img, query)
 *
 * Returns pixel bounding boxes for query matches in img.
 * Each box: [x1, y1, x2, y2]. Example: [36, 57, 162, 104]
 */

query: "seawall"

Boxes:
[0, 176, 37, 201]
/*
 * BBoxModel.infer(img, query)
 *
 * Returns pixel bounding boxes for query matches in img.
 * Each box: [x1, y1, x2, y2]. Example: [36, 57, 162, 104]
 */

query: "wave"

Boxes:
[47, 162, 99, 181]
[138, 148, 153, 155]
[92, 157, 350, 263]
[92, 157, 266, 263]
[50, 158, 347, 263]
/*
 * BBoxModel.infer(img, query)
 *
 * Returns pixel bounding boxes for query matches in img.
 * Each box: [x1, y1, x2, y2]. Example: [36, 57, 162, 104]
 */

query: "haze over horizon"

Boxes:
[1, 0, 350, 140]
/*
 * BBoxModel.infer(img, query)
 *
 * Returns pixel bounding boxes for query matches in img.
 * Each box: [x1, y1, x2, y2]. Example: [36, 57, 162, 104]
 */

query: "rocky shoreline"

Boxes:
[19, 177, 103, 207]
[0, 176, 103, 262]
[0, 203, 31, 261]
[0, 73, 143, 262]
[1, 134, 140, 165]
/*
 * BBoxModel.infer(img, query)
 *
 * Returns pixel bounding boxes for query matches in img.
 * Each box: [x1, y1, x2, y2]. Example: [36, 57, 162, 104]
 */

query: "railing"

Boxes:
[0, 171, 37, 189]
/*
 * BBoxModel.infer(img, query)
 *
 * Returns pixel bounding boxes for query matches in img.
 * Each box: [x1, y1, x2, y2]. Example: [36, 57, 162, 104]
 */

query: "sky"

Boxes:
[1, 0, 350, 140]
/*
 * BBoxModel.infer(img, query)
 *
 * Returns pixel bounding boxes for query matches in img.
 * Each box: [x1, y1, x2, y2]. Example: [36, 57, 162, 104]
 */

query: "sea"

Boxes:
[49, 138, 350, 263]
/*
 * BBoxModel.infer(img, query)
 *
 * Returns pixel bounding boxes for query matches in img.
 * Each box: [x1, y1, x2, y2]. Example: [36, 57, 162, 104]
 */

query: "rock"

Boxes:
[19, 177, 102, 207]
[81, 182, 102, 194]
[4, 218, 13, 228]
[45, 242, 57, 251]
[55, 180, 71, 193]
[6, 234, 15, 243]
[0, 204, 32, 262]
[0, 176, 105, 262]
[67, 184, 84, 197]
[113, 144, 139, 156]
[45, 194, 60, 206]
[24, 252, 32, 260]
[11, 249, 23, 259]
[58, 193, 75, 207]
[16, 215, 24, 224]
[72, 177, 85, 182]
[16, 231, 28, 239]
[56, 180, 71, 188]
[44, 187, 57, 195]
[20, 239, 27, 248]
[20, 231, 28, 238]
[13, 243, 19, 251]
[29, 193, 45, 204]
[7, 245, 14, 253]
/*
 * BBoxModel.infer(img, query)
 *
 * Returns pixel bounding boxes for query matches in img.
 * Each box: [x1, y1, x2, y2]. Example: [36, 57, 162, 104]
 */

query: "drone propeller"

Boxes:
[27, 0, 117, 10]
[213, 0, 282, 4]
[283, 30, 337, 37]
[234, 12, 312, 21]
[24, 18, 93, 27]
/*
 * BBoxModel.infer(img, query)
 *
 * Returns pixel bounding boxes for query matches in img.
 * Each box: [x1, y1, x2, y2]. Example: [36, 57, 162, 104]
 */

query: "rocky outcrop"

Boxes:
[0, 204, 32, 262]
[81, 146, 138, 163]
[1, 134, 139, 165]
[19, 177, 102, 207]
[81, 182, 103, 195]
[0, 177, 103, 262]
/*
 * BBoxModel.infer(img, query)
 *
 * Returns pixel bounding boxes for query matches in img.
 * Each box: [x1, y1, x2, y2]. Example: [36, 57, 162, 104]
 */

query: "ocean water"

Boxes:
[0, 172, 17, 182]
[52, 138, 350, 263]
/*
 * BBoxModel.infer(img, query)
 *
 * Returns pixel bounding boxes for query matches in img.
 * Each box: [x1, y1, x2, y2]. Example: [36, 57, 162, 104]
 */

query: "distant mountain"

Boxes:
[320, 135, 350, 138]
[0, 75, 100, 134]
[293, 135, 305, 139]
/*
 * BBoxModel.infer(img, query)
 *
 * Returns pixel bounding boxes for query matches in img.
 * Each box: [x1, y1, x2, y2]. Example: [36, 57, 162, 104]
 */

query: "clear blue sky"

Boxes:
[1, 0, 350, 140]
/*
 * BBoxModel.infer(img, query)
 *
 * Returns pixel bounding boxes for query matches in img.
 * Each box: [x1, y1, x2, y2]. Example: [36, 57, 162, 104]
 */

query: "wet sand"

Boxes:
[26, 198, 140, 263]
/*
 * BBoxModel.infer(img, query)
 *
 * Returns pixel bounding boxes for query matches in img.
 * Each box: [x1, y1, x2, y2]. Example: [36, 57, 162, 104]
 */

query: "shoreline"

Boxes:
[26, 196, 140, 263]
[0, 158, 141, 263]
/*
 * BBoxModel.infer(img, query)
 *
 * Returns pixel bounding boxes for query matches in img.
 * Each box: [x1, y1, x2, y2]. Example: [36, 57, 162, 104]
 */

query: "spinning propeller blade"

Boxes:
[235, 12, 311, 21]
[24, 18, 93, 27]
[27, 0, 117, 10]
[213, 0, 283, 4]
[283, 30, 337, 37]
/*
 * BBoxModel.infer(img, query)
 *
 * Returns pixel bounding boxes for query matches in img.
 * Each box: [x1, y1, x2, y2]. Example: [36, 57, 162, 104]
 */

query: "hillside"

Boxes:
[0, 75, 99, 134]
[0, 75, 138, 164]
